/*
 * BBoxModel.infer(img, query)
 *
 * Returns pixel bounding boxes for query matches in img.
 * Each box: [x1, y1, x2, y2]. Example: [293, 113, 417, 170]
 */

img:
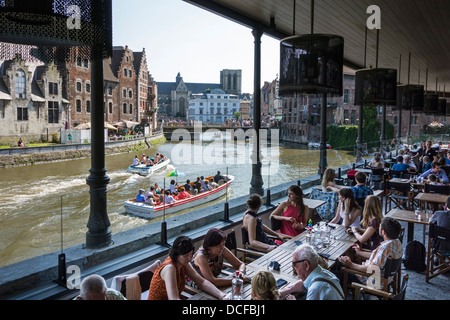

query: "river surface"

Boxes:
[0, 136, 354, 267]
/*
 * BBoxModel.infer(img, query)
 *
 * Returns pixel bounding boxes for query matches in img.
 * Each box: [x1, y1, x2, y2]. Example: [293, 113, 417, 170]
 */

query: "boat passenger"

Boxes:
[199, 176, 207, 190]
[145, 187, 158, 202]
[177, 187, 190, 200]
[164, 190, 176, 204]
[154, 183, 161, 194]
[193, 177, 202, 193]
[214, 171, 226, 184]
[132, 155, 139, 166]
[145, 156, 154, 167]
[155, 153, 160, 164]
[141, 154, 146, 163]
[169, 180, 178, 194]
[136, 189, 146, 202]
[203, 180, 212, 192]
[184, 180, 192, 194]
[160, 153, 167, 161]
[209, 178, 219, 189]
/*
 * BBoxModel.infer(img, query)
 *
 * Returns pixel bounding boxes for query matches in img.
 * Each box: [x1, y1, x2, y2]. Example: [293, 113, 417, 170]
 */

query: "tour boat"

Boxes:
[126, 158, 171, 177]
[308, 142, 331, 149]
[123, 175, 234, 219]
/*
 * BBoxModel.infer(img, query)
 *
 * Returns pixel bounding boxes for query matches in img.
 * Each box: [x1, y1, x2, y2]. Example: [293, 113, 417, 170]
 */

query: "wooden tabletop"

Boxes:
[415, 192, 448, 204]
[303, 198, 326, 210]
[385, 208, 431, 226]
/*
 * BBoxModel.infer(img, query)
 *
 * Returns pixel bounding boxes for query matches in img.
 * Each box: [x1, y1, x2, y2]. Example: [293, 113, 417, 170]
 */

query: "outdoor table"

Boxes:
[187, 260, 296, 300]
[385, 208, 431, 244]
[415, 192, 448, 211]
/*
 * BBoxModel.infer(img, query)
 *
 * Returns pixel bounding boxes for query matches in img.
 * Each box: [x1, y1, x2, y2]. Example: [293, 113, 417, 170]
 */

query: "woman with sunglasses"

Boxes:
[148, 236, 227, 300]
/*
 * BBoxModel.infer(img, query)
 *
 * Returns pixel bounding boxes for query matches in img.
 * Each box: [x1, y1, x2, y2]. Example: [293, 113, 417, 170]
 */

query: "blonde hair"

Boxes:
[361, 196, 383, 229]
[251, 271, 280, 300]
[322, 168, 336, 188]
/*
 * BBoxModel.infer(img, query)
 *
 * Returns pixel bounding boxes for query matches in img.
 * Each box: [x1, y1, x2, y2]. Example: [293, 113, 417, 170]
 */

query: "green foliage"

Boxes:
[327, 106, 395, 149]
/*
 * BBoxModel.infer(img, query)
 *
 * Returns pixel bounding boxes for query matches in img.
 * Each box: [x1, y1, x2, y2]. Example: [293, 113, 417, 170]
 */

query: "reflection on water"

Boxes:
[0, 140, 354, 267]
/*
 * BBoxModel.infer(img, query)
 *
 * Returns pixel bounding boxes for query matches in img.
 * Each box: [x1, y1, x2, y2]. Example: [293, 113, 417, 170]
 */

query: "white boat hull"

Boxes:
[126, 159, 170, 176]
[124, 175, 234, 219]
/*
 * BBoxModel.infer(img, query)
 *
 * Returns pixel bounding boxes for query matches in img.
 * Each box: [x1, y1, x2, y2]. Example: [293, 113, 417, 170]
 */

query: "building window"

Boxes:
[123, 103, 127, 114]
[86, 83, 91, 93]
[15, 69, 26, 99]
[77, 57, 82, 67]
[76, 99, 82, 112]
[109, 102, 113, 114]
[129, 104, 133, 114]
[129, 90, 133, 98]
[83, 59, 89, 68]
[17, 107, 28, 121]
[108, 86, 113, 96]
[48, 101, 59, 123]
[124, 69, 127, 77]
[344, 89, 350, 104]
[129, 70, 132, 78]
[76, 81, 82, 92]
[49, 82, 58, 95]
[86, 100, 91, 113]
[123, 88, 127, 98]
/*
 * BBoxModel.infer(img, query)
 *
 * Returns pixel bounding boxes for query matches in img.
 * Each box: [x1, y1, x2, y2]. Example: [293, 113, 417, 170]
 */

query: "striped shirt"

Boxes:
[365, 239, 403, 270]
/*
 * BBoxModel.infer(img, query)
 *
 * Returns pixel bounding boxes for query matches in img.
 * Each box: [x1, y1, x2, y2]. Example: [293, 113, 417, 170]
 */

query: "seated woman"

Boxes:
[148, 236, 227, 300]
[369, 153, 384, 168]
[330, 188, 362, 228]
[321, 168, 342, 193]
[350, 195, 384, 251]
[270, 185, 309, 241]
[177, 187, 191, 200]
[242, 194, 290, 252]
[203, 180, 212, 192]
[190, 228, 250, 288]
[169, 180, 178, 194]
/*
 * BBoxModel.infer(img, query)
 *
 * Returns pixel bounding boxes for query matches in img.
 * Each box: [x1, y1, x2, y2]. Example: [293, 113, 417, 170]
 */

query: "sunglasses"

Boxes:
[292, 259, 307, 267]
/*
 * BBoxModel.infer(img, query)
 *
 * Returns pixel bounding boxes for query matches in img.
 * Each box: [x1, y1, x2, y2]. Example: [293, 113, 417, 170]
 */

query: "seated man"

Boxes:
[431, 196, 450, 252]
[350, 172, 374, 200]
[214, 171, 226, 184]
[184, 180, 192, 194]
[392, 155, 410, 173]
[164, 190, 176, 204]
[132, 155, 139, 166]
[335, 217, 403, 288]
[75, 275, 126, 300]
[279, 244, 345, 300]
[403, 154, 417, 173]
[145, 156, 154, 167]
[136, 189, 146, 202]
[420, 161, 450, 184]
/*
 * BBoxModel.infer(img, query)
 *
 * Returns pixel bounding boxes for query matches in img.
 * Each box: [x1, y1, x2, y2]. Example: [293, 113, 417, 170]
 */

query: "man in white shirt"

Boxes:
[279, 244, 344, 300]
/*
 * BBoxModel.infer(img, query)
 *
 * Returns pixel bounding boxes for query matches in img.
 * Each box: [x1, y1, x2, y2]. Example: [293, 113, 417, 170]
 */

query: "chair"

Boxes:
[352, 274, 409, 300]
[424, 183, 450, 195]
[425, 223, 450, 283]
[111, 264, 157, 300]
[398, 227, 405, 244]
[225, 228, 265, 263]
[309, 188, 339, 222]
[342, 257, 403, 297]
[390, 169, 410, 179]
[370, 168, 385, 190]
[384, 181, 414, 213]
[270, 216, 283, 232]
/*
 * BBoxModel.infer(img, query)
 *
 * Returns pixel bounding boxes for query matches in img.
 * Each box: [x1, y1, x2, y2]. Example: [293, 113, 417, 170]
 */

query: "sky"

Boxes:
[112, 0, 281, 93]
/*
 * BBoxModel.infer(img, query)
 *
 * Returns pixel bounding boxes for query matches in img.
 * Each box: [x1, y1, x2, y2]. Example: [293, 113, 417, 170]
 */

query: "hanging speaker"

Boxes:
[397, 84, 424, 111]
[355, 68, 397, 105]
[424, 93, 439, 114]
[279, 34, 344, 96]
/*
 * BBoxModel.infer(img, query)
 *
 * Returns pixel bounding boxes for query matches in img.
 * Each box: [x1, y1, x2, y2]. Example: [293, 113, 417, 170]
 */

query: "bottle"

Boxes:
[231, 270, 243, 300]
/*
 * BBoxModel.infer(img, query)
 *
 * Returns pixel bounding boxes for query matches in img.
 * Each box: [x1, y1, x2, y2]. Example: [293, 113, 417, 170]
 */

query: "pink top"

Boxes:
[280, 205, 304, 237]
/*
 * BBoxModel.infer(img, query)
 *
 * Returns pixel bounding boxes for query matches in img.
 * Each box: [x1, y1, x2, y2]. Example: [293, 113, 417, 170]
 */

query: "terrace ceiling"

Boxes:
[184, 0, 450, 96]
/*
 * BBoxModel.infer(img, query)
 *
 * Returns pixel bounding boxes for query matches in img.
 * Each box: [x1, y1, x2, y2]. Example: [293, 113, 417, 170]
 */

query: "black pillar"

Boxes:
[356, 104, 364, 160]
[397, 108, 402, 143]
[86, 47, 112, 249]
[250, 28, 264, 196]
[318, 93, 328, 176]
[380, 103, 387, 153]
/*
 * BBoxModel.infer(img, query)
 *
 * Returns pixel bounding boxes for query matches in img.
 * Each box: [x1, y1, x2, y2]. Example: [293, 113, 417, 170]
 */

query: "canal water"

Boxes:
[0, 136, 355, 267]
